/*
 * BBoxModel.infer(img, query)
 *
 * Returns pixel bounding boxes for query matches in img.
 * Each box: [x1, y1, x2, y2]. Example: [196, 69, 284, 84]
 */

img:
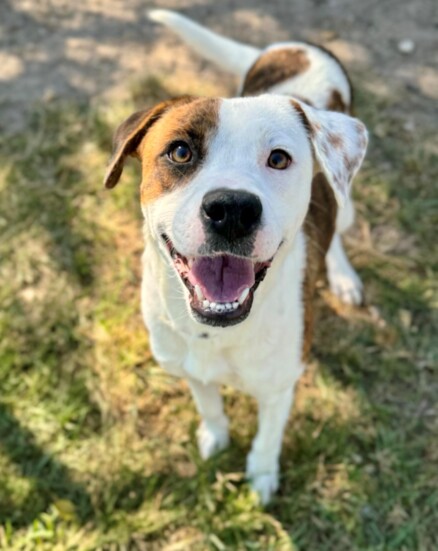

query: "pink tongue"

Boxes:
[188, 255, 255, 302]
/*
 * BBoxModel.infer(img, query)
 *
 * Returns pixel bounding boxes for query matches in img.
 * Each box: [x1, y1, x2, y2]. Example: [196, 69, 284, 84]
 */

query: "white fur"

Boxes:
[292, 100, 367, 207]
[135, 94, 367, 503]
[189, 379, 230, 459]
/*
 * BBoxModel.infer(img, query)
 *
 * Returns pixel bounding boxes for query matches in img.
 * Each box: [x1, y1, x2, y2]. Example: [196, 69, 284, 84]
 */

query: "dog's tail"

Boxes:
[148, 9, 261, 77]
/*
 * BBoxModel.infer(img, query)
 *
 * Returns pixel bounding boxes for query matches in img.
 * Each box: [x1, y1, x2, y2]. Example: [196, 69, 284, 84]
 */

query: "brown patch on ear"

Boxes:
[290, 99, 314, 136]
[104, 95, 196, 189]
[327, 89, 348, 113]
[302, 172, 337, 360]
[242, 48, 311, 96]
[343, 151, 359, 173]
[327, 132, 343, 149]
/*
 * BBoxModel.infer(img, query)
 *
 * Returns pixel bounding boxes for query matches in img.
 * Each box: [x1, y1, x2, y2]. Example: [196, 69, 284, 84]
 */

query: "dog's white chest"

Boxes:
[183, 338, 236, 386]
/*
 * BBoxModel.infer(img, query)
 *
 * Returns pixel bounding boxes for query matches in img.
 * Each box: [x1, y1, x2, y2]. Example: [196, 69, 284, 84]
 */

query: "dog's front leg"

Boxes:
[188, 378, 230, 460]
[246, 387, 293, 504]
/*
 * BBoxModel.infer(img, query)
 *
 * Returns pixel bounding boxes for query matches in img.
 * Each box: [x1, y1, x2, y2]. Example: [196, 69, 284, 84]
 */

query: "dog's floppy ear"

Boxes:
[104, 96, 196, 189]
[291, 99, 368, 207]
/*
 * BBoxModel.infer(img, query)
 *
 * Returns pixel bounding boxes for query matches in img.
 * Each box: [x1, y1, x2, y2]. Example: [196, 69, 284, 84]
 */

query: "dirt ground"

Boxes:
[1, 0, 437, 138]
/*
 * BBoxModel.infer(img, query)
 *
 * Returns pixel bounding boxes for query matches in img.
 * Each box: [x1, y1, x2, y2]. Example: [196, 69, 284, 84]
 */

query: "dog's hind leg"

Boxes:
[246, 387, 294, 504]
[326, 198, 363, 305]
[188, 378, 230, 460]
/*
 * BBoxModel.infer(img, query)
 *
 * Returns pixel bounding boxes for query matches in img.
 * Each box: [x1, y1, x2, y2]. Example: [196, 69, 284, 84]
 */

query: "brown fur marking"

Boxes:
[290, 99, 314, 136]
[104, 97, 220, 204]
[302, 172, 337, 360]
[242, 48, 311, 96]
[343, 151, 357, 174]
[327, 132, 344, 149]
[327, 89, 348, 113]
[104, 96, 197, 189]
[138, 98, 219, 204]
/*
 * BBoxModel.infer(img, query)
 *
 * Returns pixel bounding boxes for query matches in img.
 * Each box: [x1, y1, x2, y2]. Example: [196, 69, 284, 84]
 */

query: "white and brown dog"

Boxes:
[104, 10, 368, 503]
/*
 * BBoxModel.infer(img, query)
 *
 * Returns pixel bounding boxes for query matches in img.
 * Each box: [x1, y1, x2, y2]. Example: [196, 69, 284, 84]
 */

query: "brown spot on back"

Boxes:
[138, 97, 219, 204]
[302, 172, 337, 360]
[327, 89, 348, 113]
[242, 48, 311, 96]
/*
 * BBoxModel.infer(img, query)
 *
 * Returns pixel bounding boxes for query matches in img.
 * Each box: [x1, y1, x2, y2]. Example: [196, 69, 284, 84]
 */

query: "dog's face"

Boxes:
[105, 95, 367, 327]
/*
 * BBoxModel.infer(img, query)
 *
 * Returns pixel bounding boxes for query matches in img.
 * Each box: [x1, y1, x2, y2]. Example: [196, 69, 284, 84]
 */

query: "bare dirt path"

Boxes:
[1, 0, 437, 137]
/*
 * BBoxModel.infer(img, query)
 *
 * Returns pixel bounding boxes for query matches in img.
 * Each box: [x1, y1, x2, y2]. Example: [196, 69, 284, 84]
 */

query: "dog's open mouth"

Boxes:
[162, 235, 271, 326]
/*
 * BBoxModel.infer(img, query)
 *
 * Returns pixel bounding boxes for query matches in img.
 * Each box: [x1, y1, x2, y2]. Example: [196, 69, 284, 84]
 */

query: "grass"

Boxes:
[0, 74, 437, 550]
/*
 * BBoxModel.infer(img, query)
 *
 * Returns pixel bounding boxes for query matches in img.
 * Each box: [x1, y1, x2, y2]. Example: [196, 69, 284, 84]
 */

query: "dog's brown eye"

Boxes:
[168, 142, 192, 163]
[267, 149, 292, 170]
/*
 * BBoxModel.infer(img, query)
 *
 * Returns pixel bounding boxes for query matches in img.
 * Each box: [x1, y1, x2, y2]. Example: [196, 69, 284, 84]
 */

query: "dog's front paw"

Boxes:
[249, 471, 279, 505]
[246, 451, 279, 504]
[196, 419, 229, 460]
[328, 262, 363, 305]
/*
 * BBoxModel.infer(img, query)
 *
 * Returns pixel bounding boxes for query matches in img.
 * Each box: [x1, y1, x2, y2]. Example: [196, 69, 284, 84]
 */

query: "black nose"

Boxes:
[201, 188, 262, 242]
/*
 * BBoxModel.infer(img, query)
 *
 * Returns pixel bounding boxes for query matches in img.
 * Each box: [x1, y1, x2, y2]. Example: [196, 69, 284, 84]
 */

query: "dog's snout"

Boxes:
[201, 188, 262, 241]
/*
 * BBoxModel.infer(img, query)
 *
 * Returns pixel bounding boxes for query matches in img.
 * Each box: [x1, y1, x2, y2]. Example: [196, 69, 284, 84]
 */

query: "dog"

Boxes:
[104, 10, 368, 504]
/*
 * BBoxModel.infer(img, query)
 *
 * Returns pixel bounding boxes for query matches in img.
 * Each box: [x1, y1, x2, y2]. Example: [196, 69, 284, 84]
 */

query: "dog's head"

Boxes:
[105, 95, 367, 327]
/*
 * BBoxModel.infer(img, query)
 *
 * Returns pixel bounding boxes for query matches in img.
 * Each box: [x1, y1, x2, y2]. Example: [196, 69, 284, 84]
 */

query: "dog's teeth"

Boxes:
[238, 287, 250, 305]
[203, 301, 238, 314]
[194, 285, 204, 301]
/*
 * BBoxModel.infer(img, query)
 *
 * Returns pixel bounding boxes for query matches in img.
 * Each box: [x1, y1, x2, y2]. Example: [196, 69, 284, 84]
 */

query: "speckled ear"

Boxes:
[291, 99, 368, 207]
[104, 96, 197, 189]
